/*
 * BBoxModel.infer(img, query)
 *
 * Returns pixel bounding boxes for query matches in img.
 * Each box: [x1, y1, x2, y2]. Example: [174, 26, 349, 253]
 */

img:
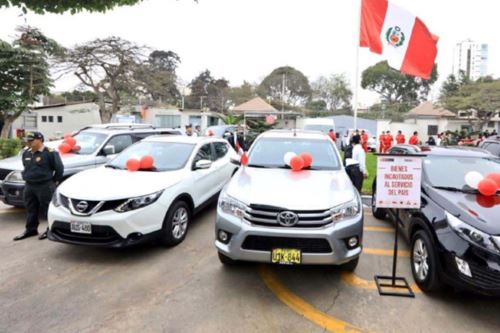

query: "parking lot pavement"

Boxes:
[1, 203, 500, 333]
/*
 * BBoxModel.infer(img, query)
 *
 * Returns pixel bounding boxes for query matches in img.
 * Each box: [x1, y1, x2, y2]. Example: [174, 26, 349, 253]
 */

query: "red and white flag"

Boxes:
[360, 0, 438, 79]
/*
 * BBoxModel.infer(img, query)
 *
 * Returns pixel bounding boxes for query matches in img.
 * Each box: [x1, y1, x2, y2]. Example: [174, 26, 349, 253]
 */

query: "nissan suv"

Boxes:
[215, 130, 363, 270]
[0, 124, 182, 207]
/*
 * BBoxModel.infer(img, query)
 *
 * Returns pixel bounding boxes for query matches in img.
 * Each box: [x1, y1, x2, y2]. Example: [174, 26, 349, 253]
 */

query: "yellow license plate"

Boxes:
[271, 248, 302, 265]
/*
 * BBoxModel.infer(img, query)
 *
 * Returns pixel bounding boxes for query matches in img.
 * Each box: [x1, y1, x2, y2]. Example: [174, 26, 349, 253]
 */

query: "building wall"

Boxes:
[453, 40, 488, 81]
[144, 108, 222, 131]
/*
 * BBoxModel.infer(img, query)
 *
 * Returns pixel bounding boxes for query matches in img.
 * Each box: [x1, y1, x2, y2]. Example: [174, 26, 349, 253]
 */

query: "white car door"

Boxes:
[191, 143, 219, 207]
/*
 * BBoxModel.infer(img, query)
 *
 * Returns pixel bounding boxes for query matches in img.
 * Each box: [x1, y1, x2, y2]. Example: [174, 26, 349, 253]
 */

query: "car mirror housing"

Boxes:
[194, 159, 212, 170]
[230, 156, 241, 166]
[102, 145, 115, 156]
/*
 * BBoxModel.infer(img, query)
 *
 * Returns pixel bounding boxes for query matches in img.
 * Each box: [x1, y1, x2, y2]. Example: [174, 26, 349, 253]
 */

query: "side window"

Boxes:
[194, 144, 213, 164]
[213, 142, 229, 160]
[484, 142, 500, 156]
[132, 132, 156, 142]
[105, 135, 133, 154]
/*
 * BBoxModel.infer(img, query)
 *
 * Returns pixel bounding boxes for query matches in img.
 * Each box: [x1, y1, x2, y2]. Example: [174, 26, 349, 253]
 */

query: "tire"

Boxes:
[371, 185, 387, 220]
[410, 230, 442, 292]
[340, 257, 359, 272]
[218, 252, 238, 265]
[158, 201, 191, 247]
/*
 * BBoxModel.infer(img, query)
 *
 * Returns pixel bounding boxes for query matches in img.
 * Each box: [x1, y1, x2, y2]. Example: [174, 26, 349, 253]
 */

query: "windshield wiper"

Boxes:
[247, 164, 272, 168]
[433, 186, 478, 194]
[105, 164, 122, 170]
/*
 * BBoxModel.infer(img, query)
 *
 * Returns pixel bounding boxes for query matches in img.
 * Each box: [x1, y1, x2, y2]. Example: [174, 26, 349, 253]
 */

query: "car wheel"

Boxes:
[371, 186, 387, 220]
[159, 201, 191, 247]
[218, 252, 238, 265]
[411, 230, 442, 292]
[340, 257, 359, 272]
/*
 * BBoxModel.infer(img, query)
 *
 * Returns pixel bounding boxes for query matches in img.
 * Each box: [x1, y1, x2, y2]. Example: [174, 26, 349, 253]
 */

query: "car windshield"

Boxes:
[304, 125, 332, 133]
[72, 131, 107, 155]
[248, 137, 341, 170]
[108, 141, 195, 171]
[424, 155, 500, 188]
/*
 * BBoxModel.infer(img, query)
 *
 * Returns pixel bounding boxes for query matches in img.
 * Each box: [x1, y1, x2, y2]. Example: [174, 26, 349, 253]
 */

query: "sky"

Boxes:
[0, 0, 499, 106]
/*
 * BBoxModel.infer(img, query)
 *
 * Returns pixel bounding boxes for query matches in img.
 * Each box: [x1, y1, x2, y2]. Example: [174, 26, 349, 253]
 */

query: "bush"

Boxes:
[0, 139, 22, 159]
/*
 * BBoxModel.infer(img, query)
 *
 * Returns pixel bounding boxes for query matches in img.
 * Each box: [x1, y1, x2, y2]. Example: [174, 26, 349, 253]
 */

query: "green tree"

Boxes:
[361, 61, 438, 112]
[228, 81, 256, 107]
[217, 113, 243, 125]
[257, 66, 312, 107]
[185, 70, 230, 112]
[0, 26, 59, 138]
[0, 0, 145, 14]
[311, 74, 352, 112]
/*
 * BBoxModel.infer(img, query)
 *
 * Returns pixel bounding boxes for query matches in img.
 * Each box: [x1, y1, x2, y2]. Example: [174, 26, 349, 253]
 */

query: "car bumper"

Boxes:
[437, 229, 500, 296]
[47, 202, 167, 247]
[215, 207, 363, 265]
[0, 181, 25, 207]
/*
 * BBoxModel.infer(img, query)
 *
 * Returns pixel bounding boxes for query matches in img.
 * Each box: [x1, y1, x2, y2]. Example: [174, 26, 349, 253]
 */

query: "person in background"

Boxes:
[185, 124, 195, 136]
[484, 130, 490, 138]
[379, 131, 386, 153]
[361, 130, 369, 153]
[383, 130, 394, 153]
[346, 135, 367, 192]
[436, 133, 442, 146]
[440, 132, 449, 146]
[409, 131, 419, 145]
[195, 125, 202, 136]
[395, 130, 405, 144]
[328, 129, 336, 142]
[426, 136, 436, 146]
[492, 129, 498, 137]
[13, 132, 64, 241]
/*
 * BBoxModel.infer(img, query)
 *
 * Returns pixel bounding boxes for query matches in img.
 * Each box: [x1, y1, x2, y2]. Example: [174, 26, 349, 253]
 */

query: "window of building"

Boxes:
[57, 116, 63, 123]
[155, 115, 181, 128]
[427, 125, 438, 136]
[48, 116, 54, 123]
[189, 115, 202, 127]
[208, 116, 219, 126]
[41, 116, 47, 122]
[487, 122, 494, 128]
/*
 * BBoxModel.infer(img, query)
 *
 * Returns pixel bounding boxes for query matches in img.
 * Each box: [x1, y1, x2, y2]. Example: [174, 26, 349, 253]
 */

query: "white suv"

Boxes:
[215, 130, 363, 270]
[48, 136, 238, 247]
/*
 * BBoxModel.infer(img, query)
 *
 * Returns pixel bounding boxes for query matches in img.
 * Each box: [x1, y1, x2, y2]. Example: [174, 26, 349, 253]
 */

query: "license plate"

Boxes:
[70, 221, 92, 234]
[271, 248, 301, 265]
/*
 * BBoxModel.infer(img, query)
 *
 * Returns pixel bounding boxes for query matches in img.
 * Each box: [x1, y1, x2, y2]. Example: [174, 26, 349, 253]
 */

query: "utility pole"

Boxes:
[200, 96, 205, 110]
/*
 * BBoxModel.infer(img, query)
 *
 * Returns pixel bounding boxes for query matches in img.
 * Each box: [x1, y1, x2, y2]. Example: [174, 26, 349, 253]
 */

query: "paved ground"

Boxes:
[1, 202, 500, 333]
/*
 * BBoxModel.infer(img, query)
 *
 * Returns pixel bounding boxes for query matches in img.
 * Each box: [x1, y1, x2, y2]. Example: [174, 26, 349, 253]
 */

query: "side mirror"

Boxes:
[102, 145, 115, 156]
[194, 159, 212, 170]
[230, 156, 241, 166]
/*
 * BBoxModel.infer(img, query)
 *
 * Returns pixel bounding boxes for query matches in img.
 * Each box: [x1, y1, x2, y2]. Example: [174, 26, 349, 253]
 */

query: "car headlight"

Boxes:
[114, 190, 163, 213]
[218, 191, 247, 219]
[5, 171, 24, 183]
[51, 189, 61, 207]
[330, 197, 361, 222]
[446, 211, 500, 255]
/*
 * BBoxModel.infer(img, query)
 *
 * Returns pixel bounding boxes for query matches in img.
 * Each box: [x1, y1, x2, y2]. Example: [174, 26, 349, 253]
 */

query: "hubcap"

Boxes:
[172, 207, 188, 239]
[413, 238, 429, 281]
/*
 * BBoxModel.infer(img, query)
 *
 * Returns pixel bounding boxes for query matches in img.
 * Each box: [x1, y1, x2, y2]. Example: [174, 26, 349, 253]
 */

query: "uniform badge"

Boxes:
[36, 156, 42, 162]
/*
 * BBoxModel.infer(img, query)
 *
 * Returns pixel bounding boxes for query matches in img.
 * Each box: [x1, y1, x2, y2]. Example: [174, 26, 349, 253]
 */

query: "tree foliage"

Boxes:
[0, 26, 59, 138]
[185, 70, 230, 112]
[311, 74, 352, 112]
[228, 81, 256, 107]
[257, 66, 312, 107]
[361, 61, 438, 110]
[0, 0, 144, 14]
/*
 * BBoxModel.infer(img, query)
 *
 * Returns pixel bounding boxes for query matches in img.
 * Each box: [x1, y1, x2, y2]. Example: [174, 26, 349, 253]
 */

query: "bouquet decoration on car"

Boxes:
[126, 155, 154, 172]
[283, 152, 313, 172]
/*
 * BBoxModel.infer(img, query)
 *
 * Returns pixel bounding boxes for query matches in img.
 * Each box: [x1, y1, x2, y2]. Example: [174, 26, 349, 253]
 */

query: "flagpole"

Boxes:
[353, 0, 362, 131]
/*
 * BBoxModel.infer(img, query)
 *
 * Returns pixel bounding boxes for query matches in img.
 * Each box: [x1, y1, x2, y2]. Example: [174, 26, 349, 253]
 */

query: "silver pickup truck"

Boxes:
[0, 123, 182, 207]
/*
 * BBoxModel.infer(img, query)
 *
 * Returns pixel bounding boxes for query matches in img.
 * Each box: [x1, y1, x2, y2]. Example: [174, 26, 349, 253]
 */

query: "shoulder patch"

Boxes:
[46, 147, 54, 152]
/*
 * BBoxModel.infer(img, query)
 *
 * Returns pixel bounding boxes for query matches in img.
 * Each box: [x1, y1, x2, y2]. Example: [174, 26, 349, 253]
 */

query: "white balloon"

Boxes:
[464, 171, 484, 189]
[283, 152, 297, 166]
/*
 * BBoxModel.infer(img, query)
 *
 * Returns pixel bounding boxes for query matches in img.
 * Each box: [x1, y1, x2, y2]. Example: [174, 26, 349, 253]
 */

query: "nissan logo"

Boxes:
[277, 211, 299, 227]
[75, 201, 89, 213]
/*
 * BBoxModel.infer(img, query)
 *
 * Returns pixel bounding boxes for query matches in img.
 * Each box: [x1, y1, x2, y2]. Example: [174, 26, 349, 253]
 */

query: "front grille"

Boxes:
[0, 168, 12, 181]
[242, 235, 332, 253]
[244, 204, 333, 228]
[461, 262, 500, 290]
[70, 199, 101, 214]
[51, 221, 122, 244]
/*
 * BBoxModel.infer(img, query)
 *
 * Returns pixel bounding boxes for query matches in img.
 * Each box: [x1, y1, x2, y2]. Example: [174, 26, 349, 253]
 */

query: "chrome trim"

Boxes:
[68, 198, 105, 217]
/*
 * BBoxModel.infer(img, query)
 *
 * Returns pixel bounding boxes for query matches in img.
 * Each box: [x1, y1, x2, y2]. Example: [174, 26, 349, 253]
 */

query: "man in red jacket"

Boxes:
[409, 131, 419, 145]
[361, 130, 369, 152]
[396, 130, 405, 144]
[384, 130, 394, 152]
[379, 131, 386, 153]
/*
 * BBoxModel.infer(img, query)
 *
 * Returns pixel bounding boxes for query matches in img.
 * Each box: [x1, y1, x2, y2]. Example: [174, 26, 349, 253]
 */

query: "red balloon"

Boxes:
[241, 152, 248, 166]
[140, 155, 154, 169]
[65, 136, 76, 148]
[478, 178, 497, 196]
[486, 173, 500, 188]
[58, 143, 71, 154]
[290, 156, 305, 172]
[126, 159, 140, 171]
[300, 153, 313, 168]
[72, 145, 81, 153]
[476, 195, 496, 208]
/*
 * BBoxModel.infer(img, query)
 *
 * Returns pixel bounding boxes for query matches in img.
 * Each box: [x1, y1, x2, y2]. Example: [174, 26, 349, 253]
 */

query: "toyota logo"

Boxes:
[277, 211, 299, 227]
[75, 201, 89, 213]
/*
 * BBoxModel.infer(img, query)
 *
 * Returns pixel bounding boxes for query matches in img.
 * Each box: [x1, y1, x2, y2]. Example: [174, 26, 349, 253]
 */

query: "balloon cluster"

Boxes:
[58, 133, 80, 154]
[283, 152, 313, 172]
[126, 155, 154, 172]
[465, 171, 500, 197]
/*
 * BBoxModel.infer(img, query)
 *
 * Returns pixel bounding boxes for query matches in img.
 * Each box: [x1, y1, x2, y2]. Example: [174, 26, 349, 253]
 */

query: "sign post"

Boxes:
[373, 154, 423, 298]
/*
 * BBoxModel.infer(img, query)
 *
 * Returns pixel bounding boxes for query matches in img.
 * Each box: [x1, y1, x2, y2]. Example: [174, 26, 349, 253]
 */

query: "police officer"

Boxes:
[13, 131, 64, 241]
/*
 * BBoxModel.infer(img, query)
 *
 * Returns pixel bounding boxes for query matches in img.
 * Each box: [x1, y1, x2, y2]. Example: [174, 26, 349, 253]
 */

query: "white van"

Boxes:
[302, 118, 336, 134]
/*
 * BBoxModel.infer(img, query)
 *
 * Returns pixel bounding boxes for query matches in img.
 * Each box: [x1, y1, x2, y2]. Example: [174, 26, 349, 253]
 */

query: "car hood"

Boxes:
[0, 155, 23, 172]
[430, 188, 500, 235]
[58, 167, 187, 201]
[226, 167, 356, 211]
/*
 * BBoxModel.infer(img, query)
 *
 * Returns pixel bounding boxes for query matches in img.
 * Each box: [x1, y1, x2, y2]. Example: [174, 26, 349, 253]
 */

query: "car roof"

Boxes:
[258, 129, 329, 140]
[484, 135, 500, 142]
[391, 144, 495, 158]
[79, 124, 181, 134]
[142, 135, 225, 145]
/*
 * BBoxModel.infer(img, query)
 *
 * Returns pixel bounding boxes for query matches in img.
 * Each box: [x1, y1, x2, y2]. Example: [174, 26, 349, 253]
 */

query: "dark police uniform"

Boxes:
[22, 141, 64, 233]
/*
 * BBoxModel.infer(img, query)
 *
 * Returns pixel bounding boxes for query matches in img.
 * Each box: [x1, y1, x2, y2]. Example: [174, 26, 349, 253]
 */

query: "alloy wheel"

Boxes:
[413, 238, 429, 281]
[172, 207, 188, 239]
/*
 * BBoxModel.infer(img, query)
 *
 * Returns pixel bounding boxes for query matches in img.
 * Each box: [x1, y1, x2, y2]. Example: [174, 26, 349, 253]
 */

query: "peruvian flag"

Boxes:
[360, 0, 438, 79]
